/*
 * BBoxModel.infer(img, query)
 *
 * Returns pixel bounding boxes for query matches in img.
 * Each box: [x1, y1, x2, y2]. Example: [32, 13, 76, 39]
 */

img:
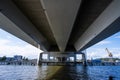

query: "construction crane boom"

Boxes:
[105, 48, 113, 58]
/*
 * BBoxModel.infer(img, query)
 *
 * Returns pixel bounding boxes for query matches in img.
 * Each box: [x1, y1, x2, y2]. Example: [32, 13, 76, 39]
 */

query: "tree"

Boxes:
[25, 58, 28, 61]
[23, 57, 28, 61]
[23, 57, 25, 61]
[1, 56, 6, 61]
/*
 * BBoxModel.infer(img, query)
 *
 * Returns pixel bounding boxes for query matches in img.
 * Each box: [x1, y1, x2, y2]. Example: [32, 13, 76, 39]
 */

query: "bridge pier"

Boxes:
[38, 53, 43, 65]
[67, 57, 70, 62]
[38, 52, 77, 65]
[38, 51, 87, 66]
[47, 53, 50, 61]
[74, 53, 76, 64]
[82, 53, 87, 66]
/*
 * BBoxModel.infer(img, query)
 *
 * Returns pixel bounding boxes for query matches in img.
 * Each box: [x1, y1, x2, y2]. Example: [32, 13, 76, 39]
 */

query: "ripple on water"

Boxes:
[0, 65, 120, 80]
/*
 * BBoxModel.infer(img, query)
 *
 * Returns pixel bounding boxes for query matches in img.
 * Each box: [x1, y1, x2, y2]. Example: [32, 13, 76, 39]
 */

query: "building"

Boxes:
[6, 57, 13, 61]
[14, 55, 23, 61]
[92, 59, 102, 63]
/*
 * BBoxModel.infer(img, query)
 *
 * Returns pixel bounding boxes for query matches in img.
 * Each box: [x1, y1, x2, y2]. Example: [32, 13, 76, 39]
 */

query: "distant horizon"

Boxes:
[0, 55, 37, 59]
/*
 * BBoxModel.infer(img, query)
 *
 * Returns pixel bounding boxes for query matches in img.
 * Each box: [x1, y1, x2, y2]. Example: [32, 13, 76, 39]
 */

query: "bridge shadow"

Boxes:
[46, 65, 90, 80]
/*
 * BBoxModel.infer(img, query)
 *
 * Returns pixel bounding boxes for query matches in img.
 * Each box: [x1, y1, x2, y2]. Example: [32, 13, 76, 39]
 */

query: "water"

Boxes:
[0, 65, 120, 80]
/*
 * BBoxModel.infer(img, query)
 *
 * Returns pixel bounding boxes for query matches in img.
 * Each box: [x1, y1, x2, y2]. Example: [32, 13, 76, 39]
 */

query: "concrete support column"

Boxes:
[74, 54, 76, 63]
[38, 53, 43, 65]
[54, 57, 57, 62]
[54, 57, 56, 61]
[57, 57, 61, 62]
[47, 53, 50, 61]
[67, 57, 70, 62]
[52, 57, 55, 62]
[60, 57, 62, 62]
[68, 57, 70, 62]
[82, 53, 87, 66]
[40, 53, 43, 61]
[61, 57, 67, 62]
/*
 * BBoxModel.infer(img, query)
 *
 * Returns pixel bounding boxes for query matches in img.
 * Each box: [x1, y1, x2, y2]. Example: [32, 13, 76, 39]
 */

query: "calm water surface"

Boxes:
[0, 65, 120, 80]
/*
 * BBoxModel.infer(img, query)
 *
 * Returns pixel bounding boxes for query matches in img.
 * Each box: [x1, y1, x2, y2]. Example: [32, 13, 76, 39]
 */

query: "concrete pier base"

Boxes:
[38, 51, 88, 66]
[38, 53, 43, 65]
[38, 52, 78, 66]
[82, 53, 87, 66]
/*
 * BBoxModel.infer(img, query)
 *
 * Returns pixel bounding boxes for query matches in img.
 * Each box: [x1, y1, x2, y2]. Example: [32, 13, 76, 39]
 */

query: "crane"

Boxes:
[105, 48, 113, 58]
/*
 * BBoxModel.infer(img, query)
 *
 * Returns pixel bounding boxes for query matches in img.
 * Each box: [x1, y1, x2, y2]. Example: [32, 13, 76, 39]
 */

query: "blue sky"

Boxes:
[0, 29, 42, 59]
[87, 31, 120, 59]
[0, 28, 120, 59]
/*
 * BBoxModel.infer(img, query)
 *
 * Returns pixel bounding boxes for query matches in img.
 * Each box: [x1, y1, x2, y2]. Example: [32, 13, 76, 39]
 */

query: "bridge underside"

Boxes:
[0, 0, 120, 64]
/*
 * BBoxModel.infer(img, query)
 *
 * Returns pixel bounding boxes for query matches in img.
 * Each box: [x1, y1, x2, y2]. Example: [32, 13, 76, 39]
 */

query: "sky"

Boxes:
[0, 28, 43, 59]
[87, 31, 120, 59]
[0, 28, 120, 59]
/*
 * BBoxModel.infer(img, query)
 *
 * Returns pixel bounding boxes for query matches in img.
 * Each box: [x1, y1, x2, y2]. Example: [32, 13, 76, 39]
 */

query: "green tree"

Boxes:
[23, 57, 25, 61]
[1, 56, 6, 61]
[23, 57, 29, 61]
[25, 58, 28, 61]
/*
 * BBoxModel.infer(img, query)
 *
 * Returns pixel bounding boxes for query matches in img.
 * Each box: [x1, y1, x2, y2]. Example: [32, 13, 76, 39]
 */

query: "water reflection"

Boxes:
[37, 66, 120, 80]
[37, 66, 63, 80]
[37, 66, 48, 79]
[0, 65, 120, 80]
[47, 66, 89, 80]
[75, 66, 89, 80]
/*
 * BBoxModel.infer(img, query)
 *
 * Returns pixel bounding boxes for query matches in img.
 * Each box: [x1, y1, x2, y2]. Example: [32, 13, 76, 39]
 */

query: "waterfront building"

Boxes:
[92, 59, 102, 63]
[14, 55, 22, 61]
[0, 55, 37, 65]
[5, 57, 14, 61]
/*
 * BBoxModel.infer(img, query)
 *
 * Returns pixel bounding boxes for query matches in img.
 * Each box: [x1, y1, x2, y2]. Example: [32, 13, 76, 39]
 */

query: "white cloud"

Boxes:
[6, 36, 12, 39]
[0, 39, 43, 59]
[87, 48, 107, 59]
[0, 39, 10, 45]
[87, 48, 120, 59]
[95, 40, 111, 45]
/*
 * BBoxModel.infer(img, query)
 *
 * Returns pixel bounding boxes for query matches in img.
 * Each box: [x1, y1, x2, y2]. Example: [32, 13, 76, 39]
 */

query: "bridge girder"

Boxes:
[0, 0, 120, 53]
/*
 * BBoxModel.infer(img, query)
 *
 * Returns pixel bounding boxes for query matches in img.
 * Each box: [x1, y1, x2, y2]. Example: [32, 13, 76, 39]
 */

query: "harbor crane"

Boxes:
[105, 48, 113, 58]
